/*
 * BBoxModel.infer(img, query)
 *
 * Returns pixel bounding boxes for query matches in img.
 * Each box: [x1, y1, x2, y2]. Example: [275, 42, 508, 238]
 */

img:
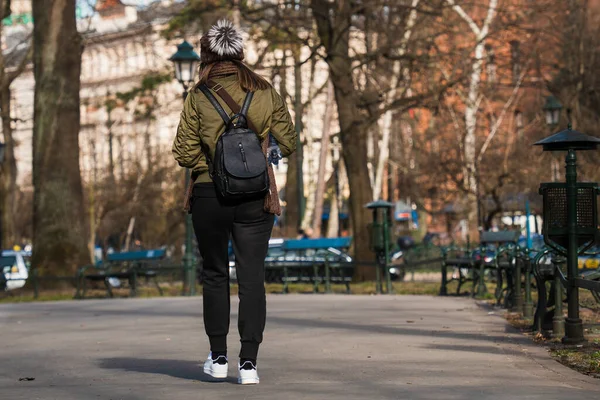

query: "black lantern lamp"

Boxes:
[543, 96, 562, 127]
[535, 125, 600, 344]
[169, 40, 201, 90]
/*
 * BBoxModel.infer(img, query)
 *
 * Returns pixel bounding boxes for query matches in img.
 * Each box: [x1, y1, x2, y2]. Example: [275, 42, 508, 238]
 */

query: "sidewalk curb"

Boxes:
[474, 300, 600, 390]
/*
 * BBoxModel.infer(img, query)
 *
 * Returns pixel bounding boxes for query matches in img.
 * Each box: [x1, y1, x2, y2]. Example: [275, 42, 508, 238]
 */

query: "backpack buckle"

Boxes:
[211, 82, 224, 92]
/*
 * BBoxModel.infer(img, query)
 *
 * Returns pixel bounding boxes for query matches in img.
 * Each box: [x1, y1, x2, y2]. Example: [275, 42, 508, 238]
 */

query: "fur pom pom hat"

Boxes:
[200, 19, 245, 64]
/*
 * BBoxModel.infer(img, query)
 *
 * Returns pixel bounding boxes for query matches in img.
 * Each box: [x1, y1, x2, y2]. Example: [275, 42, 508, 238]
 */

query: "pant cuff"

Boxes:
[239, 341, 259, 360]
[209, 336, 227, 353]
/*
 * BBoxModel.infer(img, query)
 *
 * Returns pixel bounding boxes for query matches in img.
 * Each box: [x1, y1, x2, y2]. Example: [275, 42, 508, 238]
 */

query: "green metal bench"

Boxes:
[75, 249, 177, 298]
[397, 243, 444, 290]
[266, 238, 353, 293]
[441, 244, 477, 296]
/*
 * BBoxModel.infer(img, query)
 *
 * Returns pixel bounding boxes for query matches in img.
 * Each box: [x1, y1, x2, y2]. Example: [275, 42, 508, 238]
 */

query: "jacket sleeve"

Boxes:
[172, 93, 204, 169]
[269, 87, 297, 157]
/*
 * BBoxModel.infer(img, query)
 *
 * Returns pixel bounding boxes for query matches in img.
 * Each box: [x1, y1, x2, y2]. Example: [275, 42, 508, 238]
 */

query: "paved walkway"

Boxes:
[0, 295, 598, 399]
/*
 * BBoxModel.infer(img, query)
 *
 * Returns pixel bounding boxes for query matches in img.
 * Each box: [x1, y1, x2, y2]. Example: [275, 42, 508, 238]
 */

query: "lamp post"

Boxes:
[542, 96, 563, 182]
[169, 40, 200, 296]
[535, 125, 600, 344]
[366, 200, 395, 294]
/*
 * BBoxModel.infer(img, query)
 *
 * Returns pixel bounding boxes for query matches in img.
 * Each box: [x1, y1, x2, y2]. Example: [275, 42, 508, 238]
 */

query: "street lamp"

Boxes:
[169, 40, 200, 296]
[542, 96, 563, 182]
[535, 126, 600, 344]
[543, 96, 562, 126]
[169, 40, 201, 93]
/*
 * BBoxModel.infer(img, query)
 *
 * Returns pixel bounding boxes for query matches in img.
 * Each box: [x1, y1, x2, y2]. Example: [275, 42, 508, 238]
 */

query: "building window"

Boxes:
[510, 40, 521, 85]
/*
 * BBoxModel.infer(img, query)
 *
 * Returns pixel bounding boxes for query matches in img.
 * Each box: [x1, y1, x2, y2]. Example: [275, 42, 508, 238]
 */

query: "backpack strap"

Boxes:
[240, 91, 254, 118]
[207, 79, 259, 133]
[198, 84, 231, 125]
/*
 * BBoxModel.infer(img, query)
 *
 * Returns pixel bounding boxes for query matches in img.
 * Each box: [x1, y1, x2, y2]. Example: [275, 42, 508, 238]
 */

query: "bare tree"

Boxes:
[32, 0, 89, 275]
[0, 0, 32, 249]
[311, 80, 334, 237]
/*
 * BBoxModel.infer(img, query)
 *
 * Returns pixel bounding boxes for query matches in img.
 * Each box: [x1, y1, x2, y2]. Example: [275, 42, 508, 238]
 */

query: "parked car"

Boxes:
[228, 238, 286, 282]
[579, 246, 600, 270]
[1, 250, 30, 291]
[229, 238, 354, 283]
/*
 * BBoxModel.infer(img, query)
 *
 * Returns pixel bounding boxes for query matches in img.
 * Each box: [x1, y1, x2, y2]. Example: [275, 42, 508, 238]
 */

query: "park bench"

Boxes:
[398, 243, 444, 285]
[75, 249, 172, 299]
[478, 231, 520, 307]
[441, 244, 477, 296]
[577, 249, 600, 303]
[532, 247, 600, 334]
[267, 237, 353, 293]
[440, 231, 520, 298]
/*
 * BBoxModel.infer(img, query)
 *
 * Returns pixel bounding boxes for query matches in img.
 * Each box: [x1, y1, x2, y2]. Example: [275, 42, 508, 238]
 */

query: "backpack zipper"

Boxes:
[239, 143, 249, 171]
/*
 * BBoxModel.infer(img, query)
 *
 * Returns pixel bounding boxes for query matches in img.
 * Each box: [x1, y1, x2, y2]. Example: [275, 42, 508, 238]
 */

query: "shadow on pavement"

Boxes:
[422, 343, 505, 354]
[98, 358, 238, 384]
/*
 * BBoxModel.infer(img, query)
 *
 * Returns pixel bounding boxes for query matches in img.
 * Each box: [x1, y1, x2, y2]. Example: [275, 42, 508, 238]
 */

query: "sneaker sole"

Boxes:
[238, 377, 259, 385]
[204, 366, 228, 379]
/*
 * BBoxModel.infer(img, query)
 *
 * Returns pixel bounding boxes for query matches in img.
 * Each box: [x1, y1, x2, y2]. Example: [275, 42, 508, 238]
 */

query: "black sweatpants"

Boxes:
[191, 183, 274, 360]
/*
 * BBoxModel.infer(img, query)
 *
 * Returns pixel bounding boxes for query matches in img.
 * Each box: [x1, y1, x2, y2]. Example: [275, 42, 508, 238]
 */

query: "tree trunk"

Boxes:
[338, 99, 376, 280]
[279, 56, 299, 237]
[311, 81, 334, 237]
[293, 48, 305, 231]
[0, 85, 17, 249]
[32, 0, 88, 275]
[106, 108, 116, 183]
[446, 0, 498, 240]
[0, 1, 19, 250]
[117, 134, 125, 182]
[312, 0, 375, 280]
[326, 187, 339, 238]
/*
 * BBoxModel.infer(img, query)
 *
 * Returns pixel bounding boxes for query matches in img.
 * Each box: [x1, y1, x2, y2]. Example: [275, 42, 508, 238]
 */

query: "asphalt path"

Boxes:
[0, 295, 598, 399]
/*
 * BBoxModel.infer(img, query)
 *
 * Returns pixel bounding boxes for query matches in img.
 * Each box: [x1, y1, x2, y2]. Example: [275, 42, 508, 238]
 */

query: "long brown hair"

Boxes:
[196, 60, 271, 92]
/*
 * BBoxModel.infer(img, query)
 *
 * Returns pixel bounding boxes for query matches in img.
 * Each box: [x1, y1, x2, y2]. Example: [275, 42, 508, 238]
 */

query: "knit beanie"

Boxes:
[200, 19, 245, 64]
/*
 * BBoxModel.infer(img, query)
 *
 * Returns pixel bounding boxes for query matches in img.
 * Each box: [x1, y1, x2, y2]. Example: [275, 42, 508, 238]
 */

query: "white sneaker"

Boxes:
[238, 361, 259, 385]
[203, 353, 228, 379]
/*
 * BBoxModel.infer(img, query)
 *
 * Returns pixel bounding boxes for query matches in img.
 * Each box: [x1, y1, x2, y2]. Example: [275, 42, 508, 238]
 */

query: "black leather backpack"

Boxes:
[199, 84, 269, 200]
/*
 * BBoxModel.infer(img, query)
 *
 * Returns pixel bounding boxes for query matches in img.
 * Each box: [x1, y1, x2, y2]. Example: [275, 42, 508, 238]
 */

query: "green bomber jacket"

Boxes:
[172, 74, 297, 183]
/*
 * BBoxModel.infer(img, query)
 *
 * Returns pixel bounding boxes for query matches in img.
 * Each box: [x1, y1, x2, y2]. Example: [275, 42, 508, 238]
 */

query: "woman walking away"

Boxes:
[172, 19, 296, 385]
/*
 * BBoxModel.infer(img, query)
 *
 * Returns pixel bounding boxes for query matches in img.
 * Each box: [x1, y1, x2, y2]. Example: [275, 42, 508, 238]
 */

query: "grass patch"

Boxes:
[550, 345, 600, 378]
[499, 286, 600, 379]
[0, 278, 501, 303]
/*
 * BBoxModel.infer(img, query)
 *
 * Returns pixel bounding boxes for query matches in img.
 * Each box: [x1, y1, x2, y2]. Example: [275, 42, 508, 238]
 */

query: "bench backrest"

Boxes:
[282, 237, 352, 251]
[106, 249, 166, 263]
[480, 231, 520, 245]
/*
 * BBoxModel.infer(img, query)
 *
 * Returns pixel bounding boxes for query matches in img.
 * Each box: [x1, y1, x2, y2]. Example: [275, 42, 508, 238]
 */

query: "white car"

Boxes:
[1, 250, 30, 291]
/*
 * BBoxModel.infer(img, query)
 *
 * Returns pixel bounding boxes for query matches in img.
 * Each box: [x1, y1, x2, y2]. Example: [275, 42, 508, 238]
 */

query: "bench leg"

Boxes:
[456, 268, 464, 295]
[130, 273, 137, 297]
[104, 279, 114, 298]
[75, 276, 82, 299]
[81, 278, 88, 299]
[325, 262, 332, 294]
[476, 264, 487, 297]
[439, 262, 448, 296]
[283, 266, 289, 294]
[533, 273, 548, 333]
[495, 269, 504, 306]
[154, 277, 163, 296]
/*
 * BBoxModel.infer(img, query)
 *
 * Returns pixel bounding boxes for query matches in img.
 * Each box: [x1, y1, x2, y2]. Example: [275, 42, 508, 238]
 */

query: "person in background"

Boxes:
[172, 19, 296, 385]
